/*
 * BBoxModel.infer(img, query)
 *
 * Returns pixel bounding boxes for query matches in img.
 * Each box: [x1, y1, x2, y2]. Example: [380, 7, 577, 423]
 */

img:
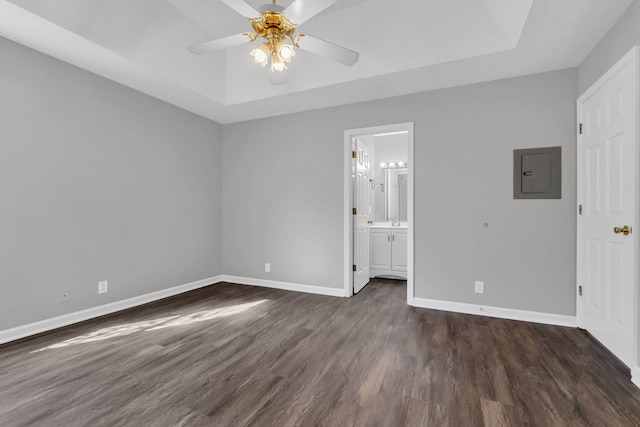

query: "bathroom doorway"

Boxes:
[343, 123, 414, 304]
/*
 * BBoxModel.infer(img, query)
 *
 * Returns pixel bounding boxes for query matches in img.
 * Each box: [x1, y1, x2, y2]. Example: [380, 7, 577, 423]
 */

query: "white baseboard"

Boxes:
[222, 275, 346, 298]
[412, 297, 577, 327]
[0, 275, 224, 345]
[0, 274, 345, 346]
[632, 366, 640, 389]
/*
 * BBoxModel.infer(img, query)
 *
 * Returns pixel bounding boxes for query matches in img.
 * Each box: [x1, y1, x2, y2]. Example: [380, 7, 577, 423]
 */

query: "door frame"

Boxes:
[343, 122, 415, 305]
[576, 46, 639, 376]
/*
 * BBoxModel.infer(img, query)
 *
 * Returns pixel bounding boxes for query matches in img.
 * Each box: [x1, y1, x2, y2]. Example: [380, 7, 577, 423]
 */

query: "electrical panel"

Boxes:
[513, 147, 561, 199]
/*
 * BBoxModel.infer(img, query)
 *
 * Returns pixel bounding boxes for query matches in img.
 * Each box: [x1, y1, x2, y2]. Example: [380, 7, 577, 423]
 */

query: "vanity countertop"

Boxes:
[369, 223, 408, 229]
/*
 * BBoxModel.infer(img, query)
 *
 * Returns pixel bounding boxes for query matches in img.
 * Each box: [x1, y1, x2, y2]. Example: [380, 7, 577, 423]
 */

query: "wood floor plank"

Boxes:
[1, 279, 640, 426]
[481, 399, 527, 427]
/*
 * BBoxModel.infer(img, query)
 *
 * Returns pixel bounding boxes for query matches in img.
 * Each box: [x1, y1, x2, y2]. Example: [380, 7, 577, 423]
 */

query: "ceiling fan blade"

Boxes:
[220, 0, 260, 18]
[188, 33, 249, 54]
[284, 0, 340, 25]
[298, 35, 359, 66]
[270, 73, 288, 86]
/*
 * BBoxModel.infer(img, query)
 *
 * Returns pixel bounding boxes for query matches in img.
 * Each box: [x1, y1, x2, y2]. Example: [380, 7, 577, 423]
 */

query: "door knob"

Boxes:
[613, 225, 632, 235]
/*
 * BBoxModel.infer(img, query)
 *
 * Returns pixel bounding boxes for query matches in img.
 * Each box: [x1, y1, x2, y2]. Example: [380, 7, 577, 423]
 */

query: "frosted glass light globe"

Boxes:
[280, 45, 293, 60]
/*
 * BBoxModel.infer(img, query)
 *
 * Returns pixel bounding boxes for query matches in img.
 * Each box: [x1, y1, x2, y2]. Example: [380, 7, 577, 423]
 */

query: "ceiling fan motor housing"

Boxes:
[250, 11, 297, 42]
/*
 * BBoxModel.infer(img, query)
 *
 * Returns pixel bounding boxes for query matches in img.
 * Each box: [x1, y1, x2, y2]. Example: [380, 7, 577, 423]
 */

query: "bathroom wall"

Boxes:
[373, 134, 409, 222]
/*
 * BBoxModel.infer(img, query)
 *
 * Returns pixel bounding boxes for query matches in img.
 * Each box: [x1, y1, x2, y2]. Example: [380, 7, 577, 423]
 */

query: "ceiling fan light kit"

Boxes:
[245, 5, 301, 72]
[188, 0, 359, 76]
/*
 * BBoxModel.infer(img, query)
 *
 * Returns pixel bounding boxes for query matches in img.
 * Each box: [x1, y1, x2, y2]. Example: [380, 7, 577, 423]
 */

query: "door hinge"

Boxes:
[352, 208, 357, 215]
[578, 285, 583, 296]
[353, 264, 357, 272]
[579, 123, 583, 134]
[352, 151, 357, 158]
[578, 204, 582, 215]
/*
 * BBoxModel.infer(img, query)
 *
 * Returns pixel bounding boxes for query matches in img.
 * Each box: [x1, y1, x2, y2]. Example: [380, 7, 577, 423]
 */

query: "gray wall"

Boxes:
[1, 31, 584, 333]
[579, 0, 639, 94]
[223, 68, 578, 315]
[0, 37, 223, 330]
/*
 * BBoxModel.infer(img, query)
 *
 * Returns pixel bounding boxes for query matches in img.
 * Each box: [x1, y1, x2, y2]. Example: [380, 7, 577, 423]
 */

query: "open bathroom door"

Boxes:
[353, 138, 371, 293]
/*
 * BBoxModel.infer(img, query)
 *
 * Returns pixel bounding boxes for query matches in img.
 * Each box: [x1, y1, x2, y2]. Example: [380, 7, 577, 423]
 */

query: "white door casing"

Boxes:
[577, 46, 639, 369]
[353, 139, 371, 293]
[343, 122, 414, 304]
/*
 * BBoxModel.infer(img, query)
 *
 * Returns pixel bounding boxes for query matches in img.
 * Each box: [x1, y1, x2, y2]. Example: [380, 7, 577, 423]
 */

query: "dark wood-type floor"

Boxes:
[1, 279, 640, 426]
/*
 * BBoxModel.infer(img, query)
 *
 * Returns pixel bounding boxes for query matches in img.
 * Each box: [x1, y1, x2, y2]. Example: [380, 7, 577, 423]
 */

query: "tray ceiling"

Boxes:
[0, 0, 633, 123]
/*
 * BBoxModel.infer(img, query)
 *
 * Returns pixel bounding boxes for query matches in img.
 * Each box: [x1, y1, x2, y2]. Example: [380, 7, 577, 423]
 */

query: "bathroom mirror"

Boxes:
[385, 168, 407, 222]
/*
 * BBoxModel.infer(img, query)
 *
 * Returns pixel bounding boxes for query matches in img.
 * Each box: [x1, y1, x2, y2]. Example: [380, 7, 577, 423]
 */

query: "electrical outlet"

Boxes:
[475, 281, 485, 294]
[61, 289, 70, 303]
[265, 263, 271, 273]
[98, 280, 108, 294]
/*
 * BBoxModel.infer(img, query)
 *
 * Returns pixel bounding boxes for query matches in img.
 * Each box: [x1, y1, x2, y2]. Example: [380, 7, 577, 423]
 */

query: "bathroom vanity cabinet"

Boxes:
[369, 226, 407, 279]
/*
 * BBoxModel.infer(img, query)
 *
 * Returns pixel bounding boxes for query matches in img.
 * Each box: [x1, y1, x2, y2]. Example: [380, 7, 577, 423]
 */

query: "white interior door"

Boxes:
[577, 47, 638, 368]
[353, 139, 371, 293]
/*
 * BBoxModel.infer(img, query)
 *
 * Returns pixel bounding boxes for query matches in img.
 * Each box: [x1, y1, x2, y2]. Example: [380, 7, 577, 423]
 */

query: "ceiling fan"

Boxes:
[188, 0, 359, 75]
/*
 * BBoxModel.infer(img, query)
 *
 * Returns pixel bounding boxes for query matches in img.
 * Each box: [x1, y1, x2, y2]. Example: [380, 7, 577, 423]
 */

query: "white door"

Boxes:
[577, 47, 638, 368]
[353, 139, 371, 293]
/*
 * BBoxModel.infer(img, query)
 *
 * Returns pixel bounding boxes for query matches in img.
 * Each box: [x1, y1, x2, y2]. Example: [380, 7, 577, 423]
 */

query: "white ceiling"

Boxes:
[0, 0, 633, 123]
